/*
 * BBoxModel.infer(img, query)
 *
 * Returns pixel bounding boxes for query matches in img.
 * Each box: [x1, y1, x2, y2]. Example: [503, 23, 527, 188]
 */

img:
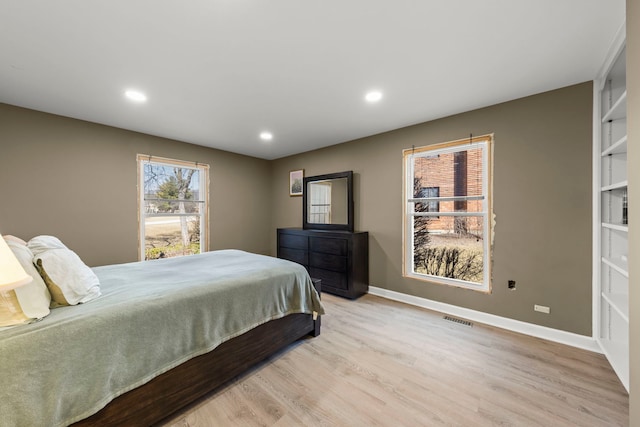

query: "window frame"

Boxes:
[402, 135, 493, 292]
[137, 154, 210, 261]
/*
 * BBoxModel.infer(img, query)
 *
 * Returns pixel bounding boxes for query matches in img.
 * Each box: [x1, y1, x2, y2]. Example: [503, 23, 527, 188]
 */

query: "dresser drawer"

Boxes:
[277, 228, 368, 299]
[279, 233, 308, 250]
[310, 237, 347, 256]
[310, 267, 348, 290]
[279, 247, 308, 266]
[309, 252, 346, 272]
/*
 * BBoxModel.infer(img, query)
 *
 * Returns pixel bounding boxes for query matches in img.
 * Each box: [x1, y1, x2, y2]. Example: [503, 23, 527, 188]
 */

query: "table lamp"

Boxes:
[0, 234, 33, 291]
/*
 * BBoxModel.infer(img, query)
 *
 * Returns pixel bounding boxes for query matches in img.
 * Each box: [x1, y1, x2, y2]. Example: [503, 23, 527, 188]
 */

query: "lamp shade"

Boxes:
[0, 234, 33, 291]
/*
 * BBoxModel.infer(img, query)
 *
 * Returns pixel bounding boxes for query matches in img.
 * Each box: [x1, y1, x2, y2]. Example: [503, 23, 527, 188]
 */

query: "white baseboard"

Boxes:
[368, 286, 601, 354]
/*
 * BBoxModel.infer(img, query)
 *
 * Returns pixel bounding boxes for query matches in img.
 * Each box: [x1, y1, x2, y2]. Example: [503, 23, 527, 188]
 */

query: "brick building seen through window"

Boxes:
[413, 148, 483, 235]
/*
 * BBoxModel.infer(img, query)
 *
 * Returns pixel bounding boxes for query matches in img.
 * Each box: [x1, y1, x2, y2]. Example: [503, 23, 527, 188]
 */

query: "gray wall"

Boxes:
[628, 0, 639, 422]
[271, 82, 593, 336]
[0, 104, 273, 267]
[0, 83, 598, 337]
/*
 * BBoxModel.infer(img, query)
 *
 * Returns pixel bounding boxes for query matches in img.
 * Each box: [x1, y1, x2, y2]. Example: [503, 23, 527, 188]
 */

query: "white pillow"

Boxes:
[0, 239, 51, 327]
[28, 236, 101, 307]
[3, 234, 27, 246]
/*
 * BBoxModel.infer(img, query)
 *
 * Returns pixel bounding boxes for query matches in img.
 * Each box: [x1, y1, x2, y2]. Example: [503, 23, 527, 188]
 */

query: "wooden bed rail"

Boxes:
[74, 279, 321, 426]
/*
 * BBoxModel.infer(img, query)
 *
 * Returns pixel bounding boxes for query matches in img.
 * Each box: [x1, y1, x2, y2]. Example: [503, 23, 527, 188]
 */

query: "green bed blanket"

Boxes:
[0, 250, 324, 427]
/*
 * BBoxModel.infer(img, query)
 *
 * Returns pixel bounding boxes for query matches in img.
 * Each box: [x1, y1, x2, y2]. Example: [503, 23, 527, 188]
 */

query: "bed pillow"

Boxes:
[0, 239, 51, 327]
[3, 235, 28, 246]
[28, 235, 101, 307]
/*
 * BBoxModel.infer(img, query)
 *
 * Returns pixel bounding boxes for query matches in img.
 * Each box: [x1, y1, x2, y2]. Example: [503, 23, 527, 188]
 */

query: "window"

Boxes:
[403, 135, 493, 292]
[417, 186, 440, 214]
[137, 155, 209, 260]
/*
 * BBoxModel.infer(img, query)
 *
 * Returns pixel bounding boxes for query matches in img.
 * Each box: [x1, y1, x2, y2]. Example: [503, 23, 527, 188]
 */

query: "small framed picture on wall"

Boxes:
[289, 169, 303, 196]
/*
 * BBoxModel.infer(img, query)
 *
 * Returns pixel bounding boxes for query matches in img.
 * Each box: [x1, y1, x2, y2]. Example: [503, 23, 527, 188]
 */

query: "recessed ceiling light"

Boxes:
[125, 89, 147, 102]
[260, 131, 273, 141]
[365, 90, 383, 103]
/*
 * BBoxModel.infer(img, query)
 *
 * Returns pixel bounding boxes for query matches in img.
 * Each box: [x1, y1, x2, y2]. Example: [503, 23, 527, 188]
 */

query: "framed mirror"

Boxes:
[303, 171, 354, 232]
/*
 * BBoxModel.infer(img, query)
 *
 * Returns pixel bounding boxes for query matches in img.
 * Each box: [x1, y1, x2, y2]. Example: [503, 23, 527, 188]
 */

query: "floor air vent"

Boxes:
[443, 315, 473, 327]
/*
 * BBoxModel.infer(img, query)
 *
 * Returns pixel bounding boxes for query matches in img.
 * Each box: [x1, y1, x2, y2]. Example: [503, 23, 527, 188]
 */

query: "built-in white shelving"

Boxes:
[601, 135, 627, 156]
[602, 292, 629, 322]
[601, 222, 629, 232]
[601, 181, 628, 192]
[594, 26, 629, 392]
[601, 91, 627, 123]
[601, 255, 629, 276]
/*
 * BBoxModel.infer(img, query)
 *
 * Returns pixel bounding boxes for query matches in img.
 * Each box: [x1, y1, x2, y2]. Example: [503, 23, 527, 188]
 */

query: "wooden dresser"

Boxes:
[277, 228, 369, 299]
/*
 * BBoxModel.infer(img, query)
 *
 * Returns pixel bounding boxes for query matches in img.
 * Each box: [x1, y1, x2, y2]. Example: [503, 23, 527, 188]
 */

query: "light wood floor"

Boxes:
[160, 293, 629, 426]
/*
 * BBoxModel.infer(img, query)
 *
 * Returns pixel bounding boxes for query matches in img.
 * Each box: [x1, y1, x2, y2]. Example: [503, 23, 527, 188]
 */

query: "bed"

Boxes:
[0, 249, 324, 427]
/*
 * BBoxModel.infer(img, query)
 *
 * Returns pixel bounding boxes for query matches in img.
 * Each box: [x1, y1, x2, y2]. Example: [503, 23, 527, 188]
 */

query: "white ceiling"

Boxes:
[0, 1, 625, 160]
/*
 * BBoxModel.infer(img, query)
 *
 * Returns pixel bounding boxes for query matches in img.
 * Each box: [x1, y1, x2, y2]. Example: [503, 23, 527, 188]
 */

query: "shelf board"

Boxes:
[602, 256, 629, 277]
[602, 292, 629, 322]
[601, 222, 629, 233]
[601, 135, 628, 156]
[602, 91, 627, 122]
[601, 180, 628, 192]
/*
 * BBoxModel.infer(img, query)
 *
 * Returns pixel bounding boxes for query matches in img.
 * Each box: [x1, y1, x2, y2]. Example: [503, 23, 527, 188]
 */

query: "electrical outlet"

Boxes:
[534, 304, 550, 314]
[508, 280, 516, 289]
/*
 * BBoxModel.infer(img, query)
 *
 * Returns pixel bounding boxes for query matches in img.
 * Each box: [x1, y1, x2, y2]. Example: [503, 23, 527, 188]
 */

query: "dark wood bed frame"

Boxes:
[73, 280, 321, 426]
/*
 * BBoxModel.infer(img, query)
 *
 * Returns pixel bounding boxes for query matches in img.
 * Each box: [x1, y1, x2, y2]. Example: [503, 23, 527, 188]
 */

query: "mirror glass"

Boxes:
[307, 178, 349, 225]
[303, 171, 354, 231]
